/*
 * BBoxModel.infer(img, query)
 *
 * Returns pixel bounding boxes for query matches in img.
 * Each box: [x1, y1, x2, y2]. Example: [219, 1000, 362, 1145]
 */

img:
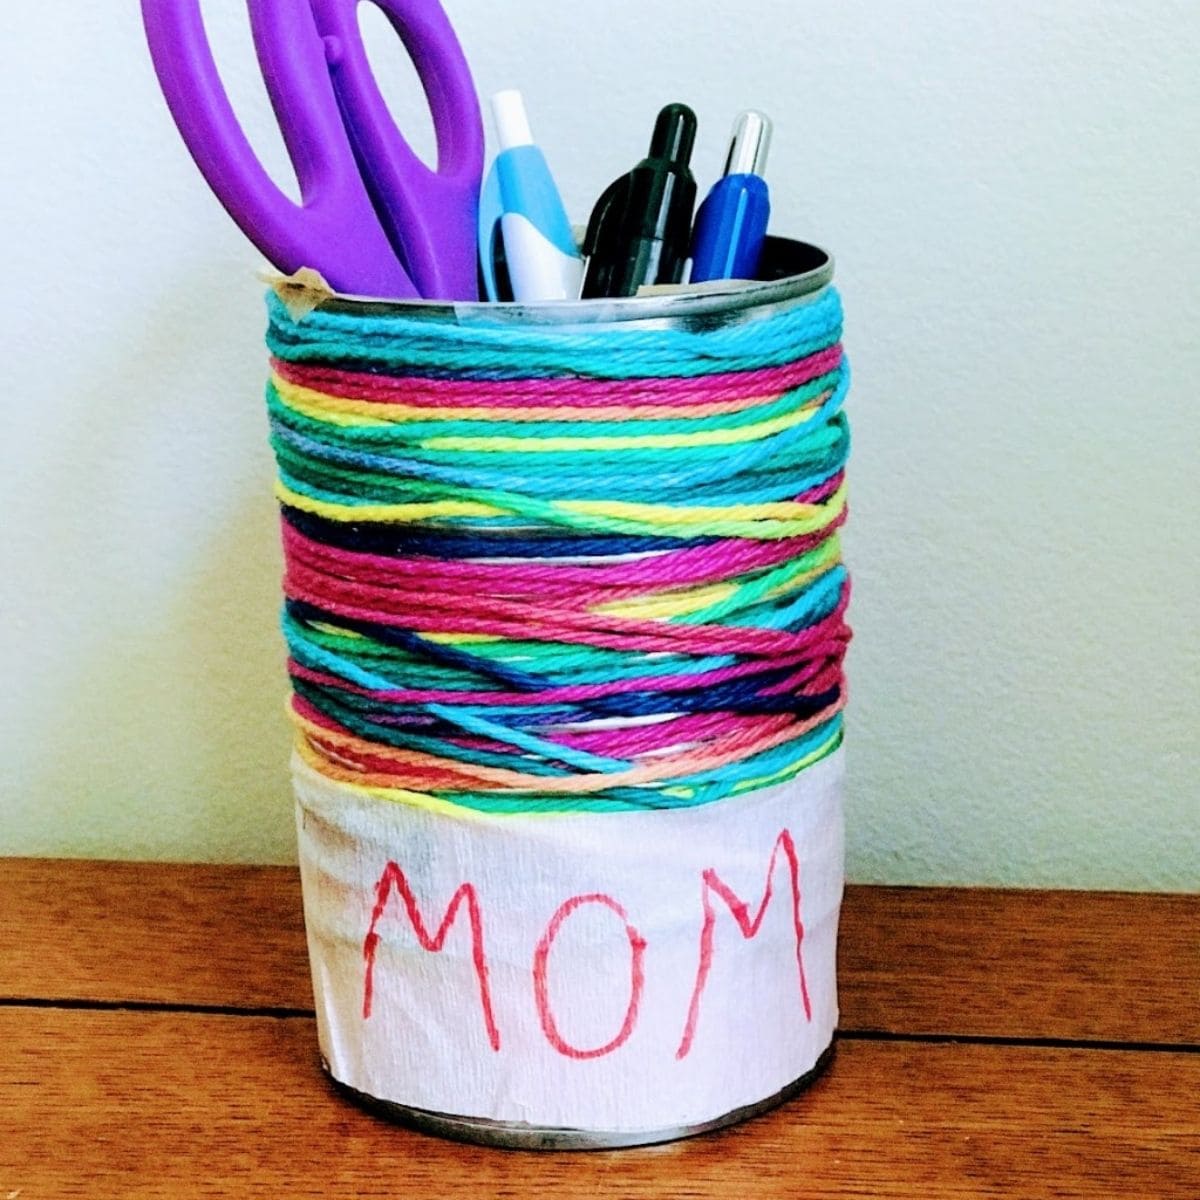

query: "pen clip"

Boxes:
[581, 176, 631, 260]
[580, 174, 637, 298]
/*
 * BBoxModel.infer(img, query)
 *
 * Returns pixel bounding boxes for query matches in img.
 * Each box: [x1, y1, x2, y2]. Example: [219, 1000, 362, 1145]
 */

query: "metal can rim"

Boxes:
[324, 1040, 836, 1151]
[313, 236, 833, 330]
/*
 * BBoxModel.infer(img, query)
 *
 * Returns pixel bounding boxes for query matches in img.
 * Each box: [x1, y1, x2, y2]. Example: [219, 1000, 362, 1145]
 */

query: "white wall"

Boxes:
[2, 1, 1196, 887]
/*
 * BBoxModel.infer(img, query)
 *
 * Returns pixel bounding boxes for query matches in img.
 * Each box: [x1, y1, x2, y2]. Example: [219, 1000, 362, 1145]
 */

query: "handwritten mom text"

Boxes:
[361, 829, 810, 1061]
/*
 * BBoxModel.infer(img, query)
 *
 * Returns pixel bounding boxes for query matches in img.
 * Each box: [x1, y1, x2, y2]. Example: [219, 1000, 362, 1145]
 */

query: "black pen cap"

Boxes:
[581, 102, 699, 297]
[627, 103, 697, 243]
[648, 103, 697, 165]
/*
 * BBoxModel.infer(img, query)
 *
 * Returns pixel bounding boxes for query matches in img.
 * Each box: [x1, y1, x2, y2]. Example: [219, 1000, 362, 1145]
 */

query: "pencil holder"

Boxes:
[271, 238, 850, 1148]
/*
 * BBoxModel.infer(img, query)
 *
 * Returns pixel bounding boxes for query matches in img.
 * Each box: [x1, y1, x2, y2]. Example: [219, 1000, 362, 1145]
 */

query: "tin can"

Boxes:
[290, 238, 845, 1148]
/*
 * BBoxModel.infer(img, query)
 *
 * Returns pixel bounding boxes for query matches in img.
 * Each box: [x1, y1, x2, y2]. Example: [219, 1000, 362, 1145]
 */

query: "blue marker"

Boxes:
[478, 90, 583, 302]
[690, 111, 773, 283]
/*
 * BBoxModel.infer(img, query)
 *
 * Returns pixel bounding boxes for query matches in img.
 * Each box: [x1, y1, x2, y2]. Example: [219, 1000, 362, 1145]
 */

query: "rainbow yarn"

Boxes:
[266, 287, 851, 814]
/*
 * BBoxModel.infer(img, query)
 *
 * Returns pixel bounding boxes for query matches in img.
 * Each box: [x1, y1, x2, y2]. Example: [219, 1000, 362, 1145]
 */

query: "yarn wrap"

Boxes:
[266, 286, 851, 815]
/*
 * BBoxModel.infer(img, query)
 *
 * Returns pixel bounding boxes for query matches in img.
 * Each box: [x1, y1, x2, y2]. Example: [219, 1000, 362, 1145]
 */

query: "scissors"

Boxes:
[142, 0, 483, 300]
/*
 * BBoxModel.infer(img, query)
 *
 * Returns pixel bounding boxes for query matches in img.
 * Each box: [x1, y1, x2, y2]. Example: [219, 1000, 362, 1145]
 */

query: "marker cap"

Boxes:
[648, 103, 697, 165]
[491, 89, 534, 151]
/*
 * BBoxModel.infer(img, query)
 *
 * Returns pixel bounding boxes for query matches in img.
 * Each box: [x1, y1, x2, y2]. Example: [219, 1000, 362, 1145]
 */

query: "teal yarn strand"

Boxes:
[266, 288, 843, 379]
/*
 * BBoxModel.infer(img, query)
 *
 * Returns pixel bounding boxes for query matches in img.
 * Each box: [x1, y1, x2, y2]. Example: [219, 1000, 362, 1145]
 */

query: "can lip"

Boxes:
[316, 236, 833, 327]
[323, 1041, 836, 1150]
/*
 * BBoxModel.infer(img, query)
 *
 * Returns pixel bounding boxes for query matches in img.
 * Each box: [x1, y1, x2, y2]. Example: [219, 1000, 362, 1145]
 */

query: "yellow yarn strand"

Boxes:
[276, 479, 848, 538]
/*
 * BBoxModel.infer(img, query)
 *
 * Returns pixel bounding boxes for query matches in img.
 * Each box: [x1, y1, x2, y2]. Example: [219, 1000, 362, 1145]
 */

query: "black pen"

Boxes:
[581, 103, 698, 298]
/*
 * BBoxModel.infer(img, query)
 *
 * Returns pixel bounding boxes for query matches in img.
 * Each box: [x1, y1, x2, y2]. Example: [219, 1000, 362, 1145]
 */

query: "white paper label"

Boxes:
[294, 749, 844, 1134]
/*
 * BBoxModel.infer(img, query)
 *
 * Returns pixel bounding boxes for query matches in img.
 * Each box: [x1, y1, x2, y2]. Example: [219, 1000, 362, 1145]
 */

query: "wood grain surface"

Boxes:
[1, 860, 1197, 1198]
[0, 860, 310, 1010]
[1, 1010, 1196, 1200]
[839, 885, 1200, 1044]
[2, 860, 1196, 1041]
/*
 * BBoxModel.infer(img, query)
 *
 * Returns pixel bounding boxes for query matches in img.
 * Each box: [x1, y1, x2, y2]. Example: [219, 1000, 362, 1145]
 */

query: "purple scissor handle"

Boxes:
[141, 0, 483, 300]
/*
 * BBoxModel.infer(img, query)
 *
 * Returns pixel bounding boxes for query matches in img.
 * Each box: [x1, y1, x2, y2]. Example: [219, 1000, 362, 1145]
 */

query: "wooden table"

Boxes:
[1, 860, 1196, 1198]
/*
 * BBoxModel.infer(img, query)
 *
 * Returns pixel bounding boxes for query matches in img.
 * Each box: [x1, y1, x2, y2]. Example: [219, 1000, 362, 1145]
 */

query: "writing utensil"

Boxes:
[141, 0, 483, 300]
[580, 103, 698, 299]
[690, 110, 773, 283]
[478, 90, 583, 302]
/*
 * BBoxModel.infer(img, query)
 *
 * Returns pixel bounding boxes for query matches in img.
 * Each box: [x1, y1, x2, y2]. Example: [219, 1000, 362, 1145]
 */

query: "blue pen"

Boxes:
[478, 90, 583, 302]
[690, 111, 773, 283]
